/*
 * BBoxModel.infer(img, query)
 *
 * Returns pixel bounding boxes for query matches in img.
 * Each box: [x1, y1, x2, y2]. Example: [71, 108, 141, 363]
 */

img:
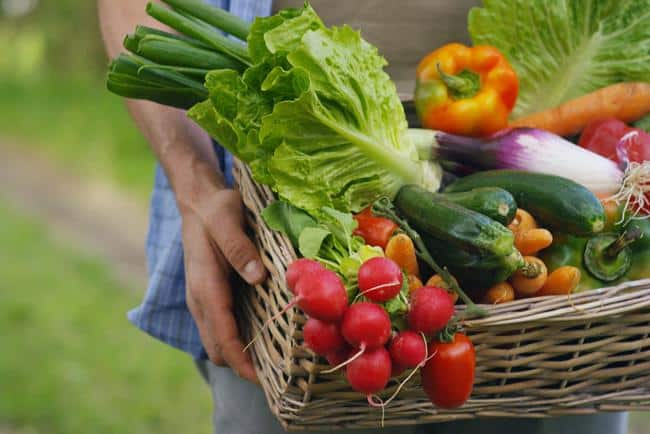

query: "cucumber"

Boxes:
[422, 233, 523, 289]
[444, 170, 606, 236]
[395, 184, 514, 257]
[439, 187, 517, 226]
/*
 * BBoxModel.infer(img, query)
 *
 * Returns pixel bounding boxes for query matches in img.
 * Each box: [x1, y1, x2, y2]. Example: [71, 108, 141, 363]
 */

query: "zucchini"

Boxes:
[395, 184, 514, 257]
[444, 170, 606, 236]
[439, 187, 517, 225]
[422, 233, 523, 289]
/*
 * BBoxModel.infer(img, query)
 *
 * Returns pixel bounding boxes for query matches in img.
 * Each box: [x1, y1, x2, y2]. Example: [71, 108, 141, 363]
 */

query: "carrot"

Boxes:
[515, 228, 553, 256]
[537, 266, 581, 296]
[509, 256, 548, 296]
[482, 282, 515, 304]
[426, 274, 459, 304]
[510, 82, 650, 137]
[407, 274, 423, 294]
[508, 208, 537, 234]
[385, 233, 419, 277]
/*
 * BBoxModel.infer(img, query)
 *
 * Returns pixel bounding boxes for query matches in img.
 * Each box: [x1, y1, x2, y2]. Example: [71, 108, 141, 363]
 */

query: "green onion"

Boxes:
[161, 0, 251, 40]
[145, 2, 251, 66]
[134, 35, 246, 72]
[107, 54, 208, 109]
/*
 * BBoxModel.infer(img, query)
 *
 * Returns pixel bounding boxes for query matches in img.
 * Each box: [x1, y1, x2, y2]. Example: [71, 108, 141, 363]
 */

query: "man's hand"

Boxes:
[182, 189, 267, 383]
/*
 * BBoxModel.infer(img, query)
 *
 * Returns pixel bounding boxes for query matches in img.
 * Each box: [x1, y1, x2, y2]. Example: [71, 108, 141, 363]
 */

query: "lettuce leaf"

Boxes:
[189, 4, 441, 213]
[469, 0, 650, 118]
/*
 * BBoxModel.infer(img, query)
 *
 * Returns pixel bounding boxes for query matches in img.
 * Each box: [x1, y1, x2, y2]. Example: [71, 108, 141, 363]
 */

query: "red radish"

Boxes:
[322, 303, 392, 374]
[357, 257, 403, 302]
[244, 268, 347, 352]
[286, 258, 324, 293]
[389, 331, 427, 368]
[326, 346, 352, 367]
[346, 347, 392, 395]
[294, 268, 349, 322]
[391, 362, 406, 377]
[341, 302, 392, 350]
[303, 318, 345, 356]
[408, 286, 455, 335]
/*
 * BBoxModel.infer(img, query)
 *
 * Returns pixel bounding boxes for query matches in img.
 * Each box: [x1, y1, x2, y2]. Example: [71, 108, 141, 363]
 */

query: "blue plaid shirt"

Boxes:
[127, 0, 272, 360]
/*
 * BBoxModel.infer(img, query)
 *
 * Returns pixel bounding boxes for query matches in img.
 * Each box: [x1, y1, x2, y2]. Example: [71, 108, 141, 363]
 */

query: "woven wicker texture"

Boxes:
[234, 160, 650, 431]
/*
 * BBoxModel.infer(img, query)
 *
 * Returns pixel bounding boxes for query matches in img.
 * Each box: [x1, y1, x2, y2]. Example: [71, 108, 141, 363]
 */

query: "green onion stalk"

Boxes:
[106, 0, 253, 108]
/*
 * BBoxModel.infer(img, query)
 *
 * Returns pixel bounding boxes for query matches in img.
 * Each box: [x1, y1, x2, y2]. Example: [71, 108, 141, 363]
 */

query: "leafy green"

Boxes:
[189, 4, 441, 213]
[261, 200, 317, 246]
[384, 272, 410, 330]
[469, 0, 650, 118]
[299, 227, 332, 259]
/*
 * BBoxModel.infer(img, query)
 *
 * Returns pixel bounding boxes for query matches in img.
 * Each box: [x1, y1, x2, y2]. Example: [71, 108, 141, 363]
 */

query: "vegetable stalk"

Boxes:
[161, 0, 251, 40]
[372, 197, 487, 317]
[145, 2, 251, 65]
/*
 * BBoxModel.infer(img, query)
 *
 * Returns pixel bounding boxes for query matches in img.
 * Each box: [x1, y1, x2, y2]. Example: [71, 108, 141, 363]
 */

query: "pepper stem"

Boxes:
[436, 63, 480, 100]
[605, 227, 642, 259]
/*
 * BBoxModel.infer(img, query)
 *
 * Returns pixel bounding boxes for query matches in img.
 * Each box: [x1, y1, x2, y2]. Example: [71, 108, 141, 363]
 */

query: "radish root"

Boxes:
[243, 298, 299, 352]
[353, 281, 401, 303]
[321, 343, 366, 374]
[367, 333, 436, 427]
[608, 160, 650, 223]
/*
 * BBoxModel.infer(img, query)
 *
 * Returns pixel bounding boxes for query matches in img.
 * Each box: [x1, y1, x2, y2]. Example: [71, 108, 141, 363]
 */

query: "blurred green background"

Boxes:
[0, 1, 211, 433]
[0, 1, 647, 434]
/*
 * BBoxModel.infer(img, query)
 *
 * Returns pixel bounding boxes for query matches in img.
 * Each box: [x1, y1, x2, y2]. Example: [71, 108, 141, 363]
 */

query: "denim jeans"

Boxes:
[196, 360, 628, 434]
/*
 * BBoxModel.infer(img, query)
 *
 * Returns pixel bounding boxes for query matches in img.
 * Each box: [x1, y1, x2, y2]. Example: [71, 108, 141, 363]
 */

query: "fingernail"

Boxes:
[243, 260, 264, 283]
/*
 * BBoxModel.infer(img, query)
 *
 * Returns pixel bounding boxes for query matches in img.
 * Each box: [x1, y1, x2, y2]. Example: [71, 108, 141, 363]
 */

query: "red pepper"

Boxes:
[353, 207, 398, 249]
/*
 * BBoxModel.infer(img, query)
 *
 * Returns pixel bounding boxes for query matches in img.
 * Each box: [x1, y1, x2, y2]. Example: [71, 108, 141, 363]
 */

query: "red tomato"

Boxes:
[421, 333, 475, 409]
[353, 207, 398, 249]
[579, 118, 650, 164]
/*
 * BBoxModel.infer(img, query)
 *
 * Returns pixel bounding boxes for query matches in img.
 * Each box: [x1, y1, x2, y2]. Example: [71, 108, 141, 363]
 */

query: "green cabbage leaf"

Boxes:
[469, 0, 650, 118]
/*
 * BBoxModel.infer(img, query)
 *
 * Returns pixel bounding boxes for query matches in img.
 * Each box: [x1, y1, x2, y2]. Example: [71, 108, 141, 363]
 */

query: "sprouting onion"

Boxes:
[408, 127, 624, 194]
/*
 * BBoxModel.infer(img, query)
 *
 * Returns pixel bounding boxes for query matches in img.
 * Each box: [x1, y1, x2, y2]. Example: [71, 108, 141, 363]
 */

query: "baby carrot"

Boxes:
[538, 266, 581, 296]
[385, 233, 420, 277]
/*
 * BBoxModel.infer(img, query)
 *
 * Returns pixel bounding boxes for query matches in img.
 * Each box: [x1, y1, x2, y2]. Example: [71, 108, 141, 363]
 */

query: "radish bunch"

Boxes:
[287, 255, 457, 405]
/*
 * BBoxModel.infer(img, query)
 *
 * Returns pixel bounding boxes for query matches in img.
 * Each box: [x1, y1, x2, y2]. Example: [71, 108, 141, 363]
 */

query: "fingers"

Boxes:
[182, 213, 258, 383]
[200, 190, 267, 285]
[186, 287, 226, 366]
[200, 252, 259, 384]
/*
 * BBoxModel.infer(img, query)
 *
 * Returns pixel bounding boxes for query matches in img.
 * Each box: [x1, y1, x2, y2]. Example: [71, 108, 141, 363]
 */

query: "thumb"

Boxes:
[203, 190, 267, 285]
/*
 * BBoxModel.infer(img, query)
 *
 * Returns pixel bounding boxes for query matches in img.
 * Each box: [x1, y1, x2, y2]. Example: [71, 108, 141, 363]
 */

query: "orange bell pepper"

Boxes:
[415, 43, 519, 137]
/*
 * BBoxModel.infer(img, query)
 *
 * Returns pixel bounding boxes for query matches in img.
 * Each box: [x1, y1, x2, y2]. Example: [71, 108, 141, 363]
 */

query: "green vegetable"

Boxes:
[189, 4, 441, 213]
[469, 0, 650, 118]
[261, 200, 317, 246]
[422, 233, 523, 289]
[395, 184, 515, 257]
[583, 229, 640, 282]
[440, 187, 517, 226]
[445, 170, 606, 236]
[539, 234, 604, 292]
[371, 197, 487, 317]
[383, 272, 410, 330]
[107, 1, 442, 214]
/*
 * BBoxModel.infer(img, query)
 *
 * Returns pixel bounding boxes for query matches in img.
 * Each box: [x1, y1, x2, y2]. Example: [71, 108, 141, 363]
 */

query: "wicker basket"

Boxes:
[234, 159, 650, 432]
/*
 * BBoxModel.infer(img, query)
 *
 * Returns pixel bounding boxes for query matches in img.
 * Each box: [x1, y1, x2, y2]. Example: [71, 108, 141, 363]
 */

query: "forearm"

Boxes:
[97, 0, 223, 213]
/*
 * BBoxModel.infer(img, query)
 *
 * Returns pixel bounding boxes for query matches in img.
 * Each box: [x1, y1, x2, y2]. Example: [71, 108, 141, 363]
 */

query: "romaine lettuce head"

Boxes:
[189, 4, 440, 213]
[469, 0, 650, 118]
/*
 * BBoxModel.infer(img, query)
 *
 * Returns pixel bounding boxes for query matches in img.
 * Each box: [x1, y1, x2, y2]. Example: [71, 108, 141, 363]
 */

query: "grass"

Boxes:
[0, 199, 211, 434]
[0, 75, 155, 199]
